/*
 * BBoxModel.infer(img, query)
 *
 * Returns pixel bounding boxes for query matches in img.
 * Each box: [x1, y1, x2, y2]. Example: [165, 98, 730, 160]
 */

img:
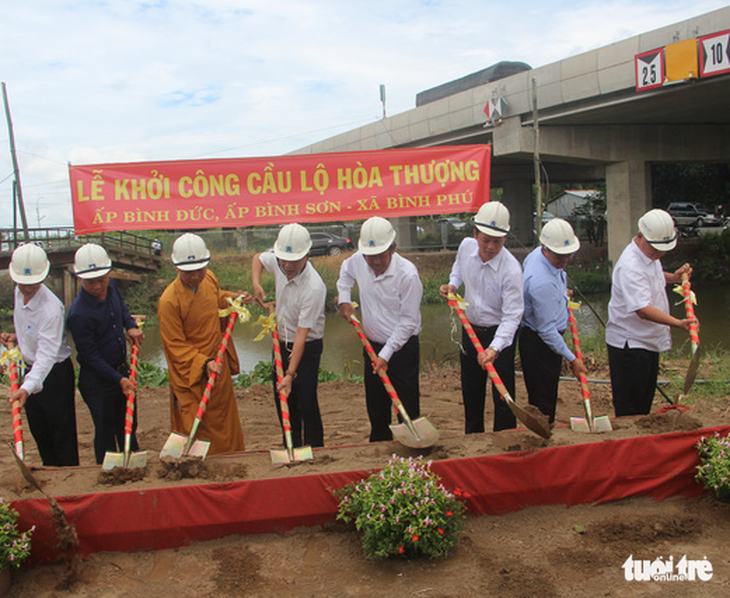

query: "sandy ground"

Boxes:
[3, 362, 730, 596]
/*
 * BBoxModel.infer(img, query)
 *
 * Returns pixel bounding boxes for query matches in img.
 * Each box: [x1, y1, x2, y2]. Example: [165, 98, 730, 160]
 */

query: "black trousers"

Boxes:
[79, 364, 139, 464]
[607, 343, 660, 416]
[519, 326, 563, 423]
[363, 335, 420, 442]
[272, 338, 324, 448]
[24, 357, 79, 466]
[460, 325, 517, 433]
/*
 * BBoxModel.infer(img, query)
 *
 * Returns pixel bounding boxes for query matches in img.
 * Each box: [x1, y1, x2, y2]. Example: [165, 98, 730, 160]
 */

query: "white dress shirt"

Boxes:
[13, 285, 73, 396]
[337, 251, 423, 362]
[606, 238, 672, 352]
[448, 237, 524, 352]
[259, 252, 326, 342]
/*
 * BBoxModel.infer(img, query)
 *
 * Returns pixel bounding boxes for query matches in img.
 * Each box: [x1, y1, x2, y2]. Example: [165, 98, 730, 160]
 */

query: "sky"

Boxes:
[0, 0, 727, 229]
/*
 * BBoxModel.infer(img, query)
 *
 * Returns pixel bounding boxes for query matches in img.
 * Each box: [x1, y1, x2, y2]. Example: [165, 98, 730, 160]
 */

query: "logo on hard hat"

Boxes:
[368, 240, 376, 247]
[187, 254, 195, 260]
[490, 220, 497, 226]
[285, 245, 293, 253]
[564, 239, 571, 246]
[23, 267, 32, 275]
[88, 263, 96, 269]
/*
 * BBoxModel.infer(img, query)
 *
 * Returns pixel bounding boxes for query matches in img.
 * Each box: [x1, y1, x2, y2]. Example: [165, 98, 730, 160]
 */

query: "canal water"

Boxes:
[138, 284, 730, 373]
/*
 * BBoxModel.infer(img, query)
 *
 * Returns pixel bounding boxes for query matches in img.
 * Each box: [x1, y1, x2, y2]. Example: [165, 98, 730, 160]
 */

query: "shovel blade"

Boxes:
[160, 432, 210, 459]
[125, 451, 148, 469]
[102, 452, 125, 470]
[570, 415, 612, 433]
[507, 400, 552, 440]
[269, 445, 313, 464]
[270, 448, 292, 464]
[682, 348, 701, 395]
[293, 445, 314, 461]
[592, 416, 613, 432]
[570, 417, 591, 433]
[390, 417, 440, 449]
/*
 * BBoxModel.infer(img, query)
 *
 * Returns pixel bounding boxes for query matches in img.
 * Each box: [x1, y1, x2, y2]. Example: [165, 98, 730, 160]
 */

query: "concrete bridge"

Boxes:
[0, 229, 162, 308]
[293, 7, 730, 265]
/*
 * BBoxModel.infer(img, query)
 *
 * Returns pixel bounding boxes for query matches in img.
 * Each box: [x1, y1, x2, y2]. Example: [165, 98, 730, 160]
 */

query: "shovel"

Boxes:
[447, 294, 551, 440]
[160, 311, 238, 459]
[2, 342, 25, 460]
[269, 322, 313, 464]
[346, 313, 439, 449]
[677, 272, 701, 401]
[102, 341, 147, 469]
[567, 302, 612, 433]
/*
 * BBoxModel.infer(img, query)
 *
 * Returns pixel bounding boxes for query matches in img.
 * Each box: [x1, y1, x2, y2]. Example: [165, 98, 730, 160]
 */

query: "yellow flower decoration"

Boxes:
[253, 312, 278, 342]
[218, 295, 251, 323]
[0, 346, 23, 367]
[568, 299, 582, 310]
[672, 284, 697, 306]
[447, 292, 469, 311]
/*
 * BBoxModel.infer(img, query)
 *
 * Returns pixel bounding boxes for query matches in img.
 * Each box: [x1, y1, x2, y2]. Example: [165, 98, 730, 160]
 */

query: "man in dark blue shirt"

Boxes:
[67, 243, 143, 464]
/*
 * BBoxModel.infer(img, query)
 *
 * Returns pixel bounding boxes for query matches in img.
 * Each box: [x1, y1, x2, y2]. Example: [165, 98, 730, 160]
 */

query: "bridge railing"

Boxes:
[1, 228, 159, 258]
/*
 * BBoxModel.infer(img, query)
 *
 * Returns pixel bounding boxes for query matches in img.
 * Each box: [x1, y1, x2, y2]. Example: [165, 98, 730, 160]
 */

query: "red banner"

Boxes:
[69, 145, 490, 233]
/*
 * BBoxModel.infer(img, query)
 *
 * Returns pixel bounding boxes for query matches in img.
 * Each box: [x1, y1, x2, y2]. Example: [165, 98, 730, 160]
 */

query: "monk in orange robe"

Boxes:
[158, 234, 246, 455]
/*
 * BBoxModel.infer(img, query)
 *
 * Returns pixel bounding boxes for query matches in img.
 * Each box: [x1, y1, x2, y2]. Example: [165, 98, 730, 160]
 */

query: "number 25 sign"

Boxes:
[635, 49, 664, 91]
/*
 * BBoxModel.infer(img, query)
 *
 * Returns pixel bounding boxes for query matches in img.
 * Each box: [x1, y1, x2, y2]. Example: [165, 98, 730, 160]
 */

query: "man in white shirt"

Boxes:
[439, 202, 524, 433]
[252, 224, 327, 447]
[1, 243, 79, 466]
[606, 208, 697, 416]
[337, 217, 423, 442]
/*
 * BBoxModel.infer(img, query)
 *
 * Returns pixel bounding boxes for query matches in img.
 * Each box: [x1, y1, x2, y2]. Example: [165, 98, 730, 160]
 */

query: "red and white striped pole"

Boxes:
[8, 345, 24, 461]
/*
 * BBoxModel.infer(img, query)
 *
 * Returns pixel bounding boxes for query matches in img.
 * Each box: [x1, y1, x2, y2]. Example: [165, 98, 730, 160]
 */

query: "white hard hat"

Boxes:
[9, 243, 50, 285]
[474, 202, 510, 237]
[540, 218, 580, 255]
[74, 243, 112, 279]
[358, 216, 396, 255]
[171, 233, 211, 271]
[274, 223, 312, 261]
[638, 209, 677, 251]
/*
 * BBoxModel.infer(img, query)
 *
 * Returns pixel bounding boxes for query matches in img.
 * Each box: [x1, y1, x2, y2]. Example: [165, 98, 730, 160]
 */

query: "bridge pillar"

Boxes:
[606, 160, 651, 267]
[500, 179, 534, 246]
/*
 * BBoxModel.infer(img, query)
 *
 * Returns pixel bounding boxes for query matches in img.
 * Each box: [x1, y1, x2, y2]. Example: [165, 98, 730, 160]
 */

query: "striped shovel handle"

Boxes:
[567, 305, 591, 402]
[447, 299, 513, 400]
[347, 315, 409, 418]
[194, 312, 237, 422]
[680, 273, 699, 354]
[123, 343, 140, 440]
[7, 343, 24, 461]
[271, 325, 296, 454]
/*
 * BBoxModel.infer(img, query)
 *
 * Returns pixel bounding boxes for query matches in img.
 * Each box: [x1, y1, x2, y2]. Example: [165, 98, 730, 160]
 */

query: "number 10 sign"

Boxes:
[700, 29, 730, 78]
[635, 49, 664, 91]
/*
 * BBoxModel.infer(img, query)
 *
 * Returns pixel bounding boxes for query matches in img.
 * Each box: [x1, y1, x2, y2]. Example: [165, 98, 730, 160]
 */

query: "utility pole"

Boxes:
[532, 77, 543, 243]
[2, 82, 30, 242]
